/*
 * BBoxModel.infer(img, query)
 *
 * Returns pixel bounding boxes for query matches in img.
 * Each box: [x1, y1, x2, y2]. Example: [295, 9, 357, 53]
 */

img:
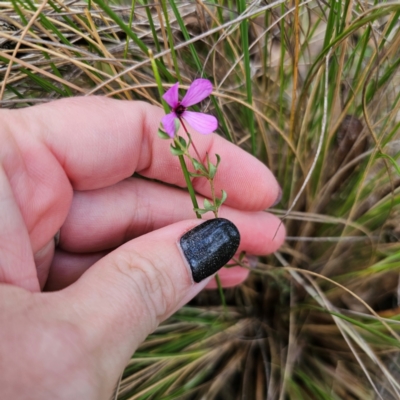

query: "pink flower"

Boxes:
[161, 79, 218, 138]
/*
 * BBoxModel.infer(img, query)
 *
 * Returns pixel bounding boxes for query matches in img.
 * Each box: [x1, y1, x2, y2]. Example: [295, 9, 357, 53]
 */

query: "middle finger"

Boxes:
[59, 177, 285, 255]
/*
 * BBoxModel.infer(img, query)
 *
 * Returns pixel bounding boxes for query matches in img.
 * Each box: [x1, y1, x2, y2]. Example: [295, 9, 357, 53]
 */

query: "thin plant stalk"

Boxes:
[149, 50, 200, 218]
[123, 0, 136, 59]
[238, 0, 256, 154]
[149, 50, 226, 307]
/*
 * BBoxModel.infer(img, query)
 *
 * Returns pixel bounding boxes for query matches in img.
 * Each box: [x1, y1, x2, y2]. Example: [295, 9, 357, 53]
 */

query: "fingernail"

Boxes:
[272, 187, 282, 207]
[180, 218, 240, 283]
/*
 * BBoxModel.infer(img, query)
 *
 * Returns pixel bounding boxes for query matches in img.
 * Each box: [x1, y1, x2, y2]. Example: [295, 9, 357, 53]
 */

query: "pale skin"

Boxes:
[0, 97, 285, 399]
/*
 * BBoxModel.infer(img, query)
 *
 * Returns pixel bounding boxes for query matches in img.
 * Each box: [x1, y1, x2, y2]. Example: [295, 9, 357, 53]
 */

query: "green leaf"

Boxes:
[158, 128, 171, 140]
[220, 189, 227, 204]
[208, 162, 217, 179]
[189, 172, 206, 178]
[238, 251, 246, 262]
[192, 158, 208, 174]
[170, 144, 184, 156]
[170, 136, 188, 155]
[203, 199, 215, 211]
[177, 135, 187, 149]
[193, 208, 211, 215]
[207, 154, 221, 179]
[376, 152, 400, 176]
[215, 190, 228, 208]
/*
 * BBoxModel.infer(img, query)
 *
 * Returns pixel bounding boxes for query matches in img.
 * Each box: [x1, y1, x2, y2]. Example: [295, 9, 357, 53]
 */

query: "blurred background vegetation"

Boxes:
[2, 0, 400, 398]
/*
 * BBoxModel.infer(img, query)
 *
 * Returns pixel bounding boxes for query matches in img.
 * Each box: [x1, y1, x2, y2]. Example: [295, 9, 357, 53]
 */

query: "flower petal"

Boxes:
[161, 113, 178, 138]
[162, 82, 179, 108]
[181, 79, 213, 107]
[182, 111, 218, 134]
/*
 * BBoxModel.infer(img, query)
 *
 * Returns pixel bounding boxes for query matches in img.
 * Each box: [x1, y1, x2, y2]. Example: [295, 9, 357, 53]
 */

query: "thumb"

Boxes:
[62, 218, 239, 372]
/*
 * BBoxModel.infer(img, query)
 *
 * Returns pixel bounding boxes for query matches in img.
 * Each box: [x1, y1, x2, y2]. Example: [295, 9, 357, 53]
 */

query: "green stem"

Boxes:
[94, 0, 171, 79]
[177, 152, 201, 219]
[150, 52, 225, 304]
[124, 0, 136, 59]
[178, 135, 223, 305]
[143, 0, 161, 54]
[150, 51, 201, 219]
[238, 0, 256, 155]
[149, 50, 169, 113]
[214, 274, 227, 313]
[206, 154, 218, 218]
[160, 0, 181, 81]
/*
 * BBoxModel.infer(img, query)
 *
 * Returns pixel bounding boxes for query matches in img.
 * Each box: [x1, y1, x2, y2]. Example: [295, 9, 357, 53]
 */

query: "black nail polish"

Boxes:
[180, 218, 240, 283]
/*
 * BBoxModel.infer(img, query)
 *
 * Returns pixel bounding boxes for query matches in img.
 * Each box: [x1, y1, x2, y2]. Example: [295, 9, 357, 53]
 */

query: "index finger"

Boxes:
[13, 96, 280, 211]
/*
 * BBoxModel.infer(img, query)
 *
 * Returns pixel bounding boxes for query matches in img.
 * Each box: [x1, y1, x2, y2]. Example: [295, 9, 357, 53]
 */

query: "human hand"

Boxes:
[0, 97, 285, 399]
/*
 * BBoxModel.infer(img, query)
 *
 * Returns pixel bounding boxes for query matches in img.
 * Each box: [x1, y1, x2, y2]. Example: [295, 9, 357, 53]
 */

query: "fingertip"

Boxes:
[249, 160, 282, 210]
[270, 218, 286, 253]
[198, 135, 282, 211]
[204, 266, 250, 289]
[234, 153, 281, 211]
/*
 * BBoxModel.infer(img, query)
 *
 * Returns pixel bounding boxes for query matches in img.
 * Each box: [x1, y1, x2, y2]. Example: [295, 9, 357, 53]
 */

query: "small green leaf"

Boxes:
[157, 128, 171, 139]
[203, 199, 214, 210]
[220, 189, 227, 204]
[189, 172, 206, 178]
[192, 158, 202, 169]
[208, 162, 217, 179]
[238, 251, 246, 262]
[192, 158, 208, 173]
[207, 154, 221, 179]
[176, 135, 187, 150]
[215, 190, 228, 208]
[193, 208, 211, 215]
[170, 144, 184, 156]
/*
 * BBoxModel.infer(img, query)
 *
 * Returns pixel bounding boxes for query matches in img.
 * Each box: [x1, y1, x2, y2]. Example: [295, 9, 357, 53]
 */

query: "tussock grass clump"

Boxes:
[2, 0, 400, 398]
